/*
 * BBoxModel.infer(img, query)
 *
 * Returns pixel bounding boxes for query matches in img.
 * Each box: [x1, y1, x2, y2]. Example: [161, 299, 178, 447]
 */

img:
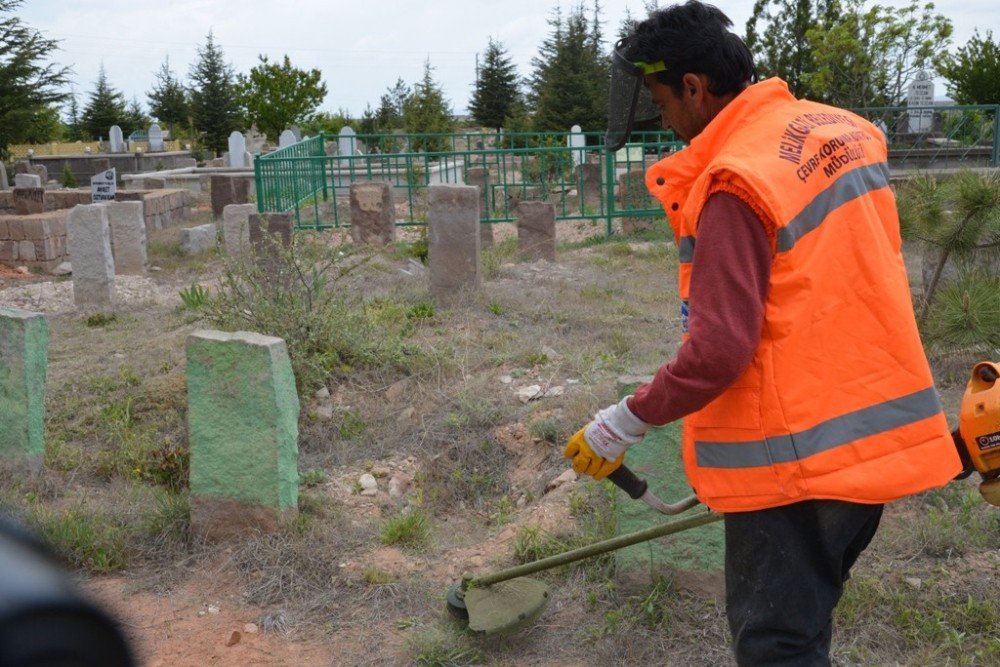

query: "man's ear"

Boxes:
[680, 72, 704, 99]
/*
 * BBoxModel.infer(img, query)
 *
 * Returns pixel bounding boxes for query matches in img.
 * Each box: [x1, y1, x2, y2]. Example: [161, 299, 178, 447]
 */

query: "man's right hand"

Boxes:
[563, 428, 624, 480]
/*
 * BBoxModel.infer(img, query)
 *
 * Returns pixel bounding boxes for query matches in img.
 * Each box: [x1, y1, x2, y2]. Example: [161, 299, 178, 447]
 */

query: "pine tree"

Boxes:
[147, 56, 189, 130]
[188, 31, 240, 155]
[402, 60, 454, 151]
[529, 2, 609, 132]
[376, 77, 410, 130]
[469, 38, 521, 132]
[0, 0, 70, 158]
[121, 97, 149, 138]
[80, 64, 127, 140]
[64, 90, 82, 141]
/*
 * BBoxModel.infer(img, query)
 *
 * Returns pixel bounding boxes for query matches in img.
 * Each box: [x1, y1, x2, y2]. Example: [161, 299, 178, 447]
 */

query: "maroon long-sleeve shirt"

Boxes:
[627, 192, 773, 426]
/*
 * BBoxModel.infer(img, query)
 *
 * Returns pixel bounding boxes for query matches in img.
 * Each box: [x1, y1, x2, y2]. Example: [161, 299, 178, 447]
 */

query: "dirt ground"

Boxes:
[0, 208, 995, 666]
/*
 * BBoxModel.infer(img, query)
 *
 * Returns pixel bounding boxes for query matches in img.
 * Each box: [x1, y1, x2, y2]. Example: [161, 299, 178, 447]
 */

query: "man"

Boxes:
[563, 2, 962, 665]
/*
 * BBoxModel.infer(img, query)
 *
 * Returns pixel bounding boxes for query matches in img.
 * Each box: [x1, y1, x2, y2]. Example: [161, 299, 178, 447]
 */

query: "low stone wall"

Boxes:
[28, 152, 197, 186]
[0, 189, 91, 213]
[0, 210, 68, 273]
[115, 189, 194, 233]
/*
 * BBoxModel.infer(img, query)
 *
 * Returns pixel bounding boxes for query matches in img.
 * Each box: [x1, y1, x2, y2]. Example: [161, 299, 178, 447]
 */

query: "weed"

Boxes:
[146, 444, 190, 492]
[60, 162, 77, 188]
[85, 313, 117, 327]
[407, 302, 435, 320]
[529, 417, 562, 444]
[379, 509, 431, 549]
[43, 436, 83, 472]
[420, 437, 512, 511]
[140, 490, 190, 543]
[31, 506, 129, 573]
[362, 565, 395, 585]
[487, 302, 504, 316]
[407, 626, 483, 666]
[481, 238, 517, 279]
[524, 351, 549, 367]
[299, 468, 327, 488]
[337, 410, 367, 439]
[178, 282, 209, 310]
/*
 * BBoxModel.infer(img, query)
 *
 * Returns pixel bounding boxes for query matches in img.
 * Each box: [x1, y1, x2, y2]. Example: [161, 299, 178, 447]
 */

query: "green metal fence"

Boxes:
[850, 104, 1000, 168]
[255, 130, 683, 232]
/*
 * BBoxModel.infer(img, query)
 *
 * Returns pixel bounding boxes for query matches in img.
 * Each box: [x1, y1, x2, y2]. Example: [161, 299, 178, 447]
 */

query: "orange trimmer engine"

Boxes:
[954, 361, 1000, 507]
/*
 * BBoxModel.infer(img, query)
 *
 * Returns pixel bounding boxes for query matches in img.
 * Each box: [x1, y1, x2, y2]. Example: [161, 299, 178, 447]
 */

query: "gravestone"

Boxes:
[91, 169, 116, 203]
[907, 70, 934, 134]
[516, 201, 556, 261]
[210, 174, 249, 218]
[464, 167, 494, 249]
[577, 162, 602, 210]
[13, 174, 42, 189]
[92, 158, 111, 174]
[187, 330, 299, 540]
[249, 213, 294, 280]
[12, 188, 45, 215]
[619, 169, 655, 233]
[227, 132, 247, 167]
[0, 308, 49, 463]
[349, 181, 395, 246]
[428, 184, 480, 300]
[568, 124, 586, 168]
[104, 201, 147, 274]
[28, 165, 47, 183]
[245, 125, 266, 154]
[148, 123, 165, 152]
[109, 125, 125, 153]
[14, 161, 28, 174]
[67, 204, 116, 310]
[222, 203, 257, 257]
[0, 161, 7, 190]
[278, 129, 297, 148]
[338, 126, 357, 158]
[181, 223, 218, 256]
[289, 125, 302, 142]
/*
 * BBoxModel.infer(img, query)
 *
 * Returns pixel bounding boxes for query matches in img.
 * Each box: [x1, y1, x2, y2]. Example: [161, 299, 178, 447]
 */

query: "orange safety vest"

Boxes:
[646, 78, 961, 512]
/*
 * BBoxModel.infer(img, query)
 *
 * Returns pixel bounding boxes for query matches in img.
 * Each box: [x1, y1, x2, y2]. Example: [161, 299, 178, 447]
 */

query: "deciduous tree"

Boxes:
[236, 54, 327, 141]
[937, 30, 1000, 105]
[745, 0, 839, 97]
[0, 0, 70, 158]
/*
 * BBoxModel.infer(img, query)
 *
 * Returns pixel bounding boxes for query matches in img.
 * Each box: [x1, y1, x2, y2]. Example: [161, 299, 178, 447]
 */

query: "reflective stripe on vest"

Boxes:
[695, 386, 942, 469]
[677, 161, 891, 263]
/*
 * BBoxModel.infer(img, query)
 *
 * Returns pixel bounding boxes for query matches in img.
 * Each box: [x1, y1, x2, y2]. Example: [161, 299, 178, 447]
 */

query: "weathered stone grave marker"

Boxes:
[148, 123, 165, 152]
[428, 184, 480, 300]
[349, 181, 395, 246]
[109, 125, 125, 153]
[104, 201, 147, 275]
[67, 204, 115, 310]
[278, 130, 296, 148]
[227, 132, 247, 168]
[517, 201, 556, 261]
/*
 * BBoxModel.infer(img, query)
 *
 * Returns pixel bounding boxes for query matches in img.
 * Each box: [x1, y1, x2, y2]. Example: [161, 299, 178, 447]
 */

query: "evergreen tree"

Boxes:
[188, 31, 240, 155]
[469, 38, 521, 132]
[0, 0, 70, 158]
[80, 64, 127, 140]
[402, 60, 454, 151]
[147, 56, 189, 129]
[376, 77, 410, 130]
[529, 2, 609, 132]
[121, 97, 149, 138]
[64, 90, 82, 141]
[745, 0, 840, 97]
[937, 30, 1000, 105]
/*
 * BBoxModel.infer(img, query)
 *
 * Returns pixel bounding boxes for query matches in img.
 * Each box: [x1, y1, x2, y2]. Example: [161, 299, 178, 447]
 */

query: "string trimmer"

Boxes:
[445, 465, 722, 635]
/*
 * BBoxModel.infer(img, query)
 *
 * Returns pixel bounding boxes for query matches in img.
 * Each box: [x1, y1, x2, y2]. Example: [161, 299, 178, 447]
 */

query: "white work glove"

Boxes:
[584, 396, 651, 460]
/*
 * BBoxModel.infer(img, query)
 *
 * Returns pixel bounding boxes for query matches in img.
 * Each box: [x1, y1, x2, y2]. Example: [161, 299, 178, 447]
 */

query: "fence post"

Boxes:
[253, 152, 264, 213]
[604, 150, 616, 237]
[319, 132, 329, 202]
[993, 106, 999, 167]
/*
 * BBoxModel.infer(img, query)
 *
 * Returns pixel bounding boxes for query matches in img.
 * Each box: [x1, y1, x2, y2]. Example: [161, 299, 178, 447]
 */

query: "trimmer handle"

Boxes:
[607, 465, 648, 499]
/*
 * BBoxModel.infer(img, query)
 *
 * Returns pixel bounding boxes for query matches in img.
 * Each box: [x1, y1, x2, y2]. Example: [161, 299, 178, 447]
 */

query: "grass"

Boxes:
[379, 509, 431, 548]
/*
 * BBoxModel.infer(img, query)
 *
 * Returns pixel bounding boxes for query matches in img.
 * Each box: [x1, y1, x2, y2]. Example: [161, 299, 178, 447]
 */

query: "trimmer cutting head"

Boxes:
[446, 577, 549, 635]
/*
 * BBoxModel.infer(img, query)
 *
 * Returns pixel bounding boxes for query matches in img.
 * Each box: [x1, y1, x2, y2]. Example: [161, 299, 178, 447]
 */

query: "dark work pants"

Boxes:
[724, 500, 884, 667]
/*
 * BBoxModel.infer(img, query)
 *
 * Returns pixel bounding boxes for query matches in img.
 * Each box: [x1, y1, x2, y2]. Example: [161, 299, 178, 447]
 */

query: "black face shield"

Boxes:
[606, 37, 667, 151]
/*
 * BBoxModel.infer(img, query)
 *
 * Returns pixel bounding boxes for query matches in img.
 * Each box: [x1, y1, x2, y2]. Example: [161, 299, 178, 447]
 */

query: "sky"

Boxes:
[19, 0, 1000, 121]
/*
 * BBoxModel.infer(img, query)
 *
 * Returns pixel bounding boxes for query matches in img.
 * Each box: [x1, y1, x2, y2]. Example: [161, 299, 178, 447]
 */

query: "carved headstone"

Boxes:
[464, 167, 493, 249]
[349, 181, 395, 246]
[516, 201, 556, 261]
[278, 130, 297, 148]
[12, 188, 45, 215]
[210, 174, 250, 219]
[104, 201, 147, 275]
[148, 123, 165, 152]
[907, 70, 934, 134]
[227, 132, 247, 167]
[568, 124, 586, 168]
[66, 204, 116, 310]
[338, 126, 357, 158]
[428, 184, 480, 300]
[619, 169, 654, 233]
[0, 161, 7, 190]
[109, 125, 125, 153]
[13, 174, 42, 189]
[91, 169, 117, 203]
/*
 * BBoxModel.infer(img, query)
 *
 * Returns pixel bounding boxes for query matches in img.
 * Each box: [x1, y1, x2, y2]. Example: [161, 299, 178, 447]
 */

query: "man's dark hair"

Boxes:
[627, 0, 756, 97]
